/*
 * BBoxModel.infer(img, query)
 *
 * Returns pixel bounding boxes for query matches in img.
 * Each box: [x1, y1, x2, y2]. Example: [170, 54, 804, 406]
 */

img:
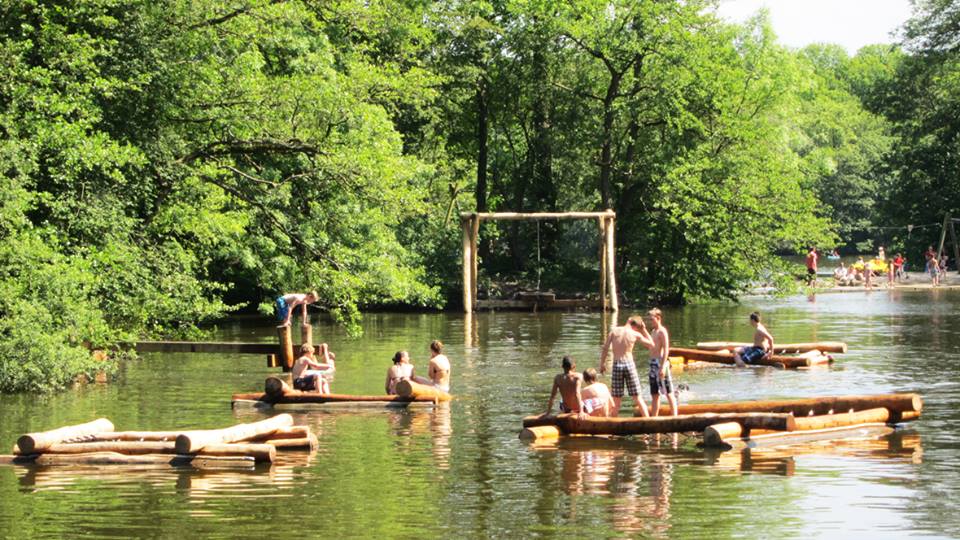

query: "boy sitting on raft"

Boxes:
[581, 368, 612, 417]
[292, 344, 334, 393]
[542, 356, 587, 418]
[733, 312, 775, 367]
[276, 291, 318, 327]
[427, 340, 451, 392]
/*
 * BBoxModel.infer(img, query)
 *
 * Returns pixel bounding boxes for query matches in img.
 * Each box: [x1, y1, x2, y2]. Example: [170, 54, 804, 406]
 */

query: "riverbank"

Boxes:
[813, 270, 960, 293]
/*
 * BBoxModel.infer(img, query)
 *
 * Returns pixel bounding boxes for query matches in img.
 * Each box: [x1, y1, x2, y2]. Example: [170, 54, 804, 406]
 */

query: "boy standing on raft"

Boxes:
[600, 317, 651, 417]
[635, 309, 677, 417]
[276, 291, 318, 326]
[543, 356, 586, 418]
[427, 340, 451, 392]
[733, 312, 775, 367]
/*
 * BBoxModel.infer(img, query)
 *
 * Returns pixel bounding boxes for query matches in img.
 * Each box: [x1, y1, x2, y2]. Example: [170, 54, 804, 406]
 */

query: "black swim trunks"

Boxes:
[293, 374, 318, 391]
[741, 346, 766, 364]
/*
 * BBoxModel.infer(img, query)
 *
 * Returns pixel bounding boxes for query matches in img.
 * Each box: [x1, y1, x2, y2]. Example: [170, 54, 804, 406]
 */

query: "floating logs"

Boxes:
[394, 380, 453, 402]
[519, 426, 563, 441]
[236, 377, 446, 408]
[655, 393, 922, 418]
[264, 436, 319, 451]
[174, 414, 294, 454]
[695, 341, 848, 354]
[522, 412, 796, 436]
[792, 407, 890, 431]
[17, 418, 115, 454]
[670, 347, 831, 369]
[703, 422, 743, 448]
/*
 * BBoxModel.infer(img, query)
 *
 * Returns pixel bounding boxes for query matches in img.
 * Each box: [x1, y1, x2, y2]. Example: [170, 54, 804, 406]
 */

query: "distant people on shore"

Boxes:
[581, 368, 612, 417]
[292, 343, 334, 393]
[385, 350, 431, 395]
[733, 312, 775, 367]
[940, 252, 949, 273]
[600, 317, 651, 417]
[543, 356, 586, 418]
[925, 246, 937, 276]
[805, 247, 818, 285]
[427, 340, 451, 392]
[894, 253, 906, 282]
[276, 291, 318, 326]
[929, 256, 941, 286]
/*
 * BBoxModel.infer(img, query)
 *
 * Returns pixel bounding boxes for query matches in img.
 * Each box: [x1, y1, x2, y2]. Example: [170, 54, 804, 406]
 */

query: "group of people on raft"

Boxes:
[543, 310, 773, 419]
[276, 291, 451, 396]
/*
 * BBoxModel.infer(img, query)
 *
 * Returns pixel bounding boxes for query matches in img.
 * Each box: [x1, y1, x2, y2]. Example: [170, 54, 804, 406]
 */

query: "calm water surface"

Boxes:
[1, 290, 959, 539]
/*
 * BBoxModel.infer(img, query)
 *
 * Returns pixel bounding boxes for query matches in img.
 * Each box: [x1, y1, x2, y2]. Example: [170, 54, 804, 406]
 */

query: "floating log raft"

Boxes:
[654, 393, 922, 419]
[232, 376, 446, 408]
[175, 414, 294, 454]
[395, 380, 453, 402]
[670, 347, 832, 369]
[522, 412, 797, 436]
[17, 418, 115, 454]
[695, 341, 848, 354]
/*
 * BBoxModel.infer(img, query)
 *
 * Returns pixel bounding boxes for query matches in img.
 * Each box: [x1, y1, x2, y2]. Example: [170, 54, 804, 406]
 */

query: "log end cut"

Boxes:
[519, 426, 563, 441]
[703, 422, 743, 447]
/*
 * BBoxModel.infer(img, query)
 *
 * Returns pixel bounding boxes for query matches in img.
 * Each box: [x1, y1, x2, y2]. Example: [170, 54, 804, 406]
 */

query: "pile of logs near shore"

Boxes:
[668, 341, 848, 369]
[231, 377, 453, 408]
[521, 393, 922, 451]
[1, 414, 318, 468]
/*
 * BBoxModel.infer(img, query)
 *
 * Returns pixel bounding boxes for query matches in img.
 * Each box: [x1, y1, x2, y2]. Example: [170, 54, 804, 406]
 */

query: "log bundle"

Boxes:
[3, 416, 322, 468]
[231, 376, 448, 408]
[520, 393, 922, 452]
[670, 347, 832, 369]
[695, 341, 848, 354]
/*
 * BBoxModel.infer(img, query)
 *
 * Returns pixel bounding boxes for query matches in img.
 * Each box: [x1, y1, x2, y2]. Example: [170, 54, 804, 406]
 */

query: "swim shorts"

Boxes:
[648, 358, 674, 397]
[611, 359, 641, 398]
[741, 346, 766, 365]
[293, 374, 318, 391]
[275, 296, 289, 322]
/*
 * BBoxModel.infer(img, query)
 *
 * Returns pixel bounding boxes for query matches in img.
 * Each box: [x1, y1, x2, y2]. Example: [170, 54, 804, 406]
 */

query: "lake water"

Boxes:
[1, 290, 958, 538]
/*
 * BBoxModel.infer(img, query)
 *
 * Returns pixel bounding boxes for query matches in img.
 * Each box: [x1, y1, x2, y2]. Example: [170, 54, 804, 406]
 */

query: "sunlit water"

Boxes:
[1, 290, 959, 538]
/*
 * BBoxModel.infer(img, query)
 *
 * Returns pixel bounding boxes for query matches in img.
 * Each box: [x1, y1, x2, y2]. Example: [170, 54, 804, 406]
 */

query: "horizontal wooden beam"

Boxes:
[124, 341, 280, 355]
[461, 211, 615, 221]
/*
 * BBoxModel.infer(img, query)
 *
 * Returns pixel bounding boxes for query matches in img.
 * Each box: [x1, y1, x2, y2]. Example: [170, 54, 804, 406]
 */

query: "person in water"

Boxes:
[635, 308, 677, 417]
[805, 247, 818, 285]
[385, 351, 431, 395]
[427, 340, 451, 392]
[543, 356, 586, 417]
[733, 312, 775, 367]
[580, 368, 612, 417]
[600, 316, 651, 417]
[275, 291, 318, 326]
[292, 344, 334, 393]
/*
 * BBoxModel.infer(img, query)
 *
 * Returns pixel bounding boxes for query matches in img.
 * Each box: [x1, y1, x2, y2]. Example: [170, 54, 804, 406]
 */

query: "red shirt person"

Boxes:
[805, 247, 818, 284]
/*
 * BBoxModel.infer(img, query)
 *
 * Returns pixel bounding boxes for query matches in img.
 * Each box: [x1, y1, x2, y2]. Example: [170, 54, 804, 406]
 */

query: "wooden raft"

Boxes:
[231, 377, 451, 409]
[2, 415, 320, 468]
[670, 347, 833, 369]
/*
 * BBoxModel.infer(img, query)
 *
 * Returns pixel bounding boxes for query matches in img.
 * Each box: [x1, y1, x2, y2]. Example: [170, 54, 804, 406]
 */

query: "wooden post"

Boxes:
[605, 214, 618, 311]
[949, 218, 960, 274]
[266, 354, 278, 368]
[599, 216, 607, 311]
[471, 214, 480, 305]
[937, 213, 950, 260]
[277, 325, 295, 372]
[462, 216, 473, 313]
[300, 323, 313, 348]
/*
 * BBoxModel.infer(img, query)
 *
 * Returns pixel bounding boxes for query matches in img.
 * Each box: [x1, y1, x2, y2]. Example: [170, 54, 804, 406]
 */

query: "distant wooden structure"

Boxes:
[460, 210, 618, 312]
[936, 213, 960, 273]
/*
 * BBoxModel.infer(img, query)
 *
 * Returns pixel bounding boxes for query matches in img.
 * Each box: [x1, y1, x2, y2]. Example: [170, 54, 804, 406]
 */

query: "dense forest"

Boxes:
[1, 0, 958, 391]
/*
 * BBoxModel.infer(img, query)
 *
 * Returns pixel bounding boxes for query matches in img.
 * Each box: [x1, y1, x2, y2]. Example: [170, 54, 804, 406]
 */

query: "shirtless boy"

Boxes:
[636, 309, 677, 416]
[427, 340, 451, 392]
[733, 312, 775, 367]
[600, 317, 651, 417]
[292, 344, 333, 393]
[581, 368, 612, 417]
[276, 291, 318, 326]
[544, 356, 586, 418]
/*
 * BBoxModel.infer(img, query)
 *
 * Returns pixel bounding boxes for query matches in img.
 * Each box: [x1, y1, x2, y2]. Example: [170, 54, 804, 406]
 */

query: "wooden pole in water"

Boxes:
[300, 323, 313, 348]
[937, 213, 950, 260]
[599, 216, 607, 311]
[17, 418, 115, 454]
[471, 214, 480, 305]
[462, 215, 473, 313]
[175, 414, 294, 454]
[277, 325, 295, 372]
[605, 214, 618, 312]
[949, 218, 960, 274]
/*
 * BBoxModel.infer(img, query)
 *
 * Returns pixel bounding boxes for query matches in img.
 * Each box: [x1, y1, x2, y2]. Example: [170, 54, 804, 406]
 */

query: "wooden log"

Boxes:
[301, 324, 313, 348]
[231, 392, 436, 404]
[394, 380, 452, 402]
[277, 325, 295, 372]
[266, 354, 279, 368]
[599, 216, 607, 311]
[194, 443, 275, 462]
[671, 347, 829, 369]
[264, 435, 318, 451]
[467, 211, 616, 221]
[18, 441, 175, 455]
[519, 426, 563, 441]
[265, 376, 290, 399]
[793, 408, 890, 431]
[462, 217, 472, 313]
[63, 431, 213, 443]
[8, 452, 257, 467]
[730, 425, 896, 450]
[703, 422, 743, 448]
[246, 426, 311, 442]
[522, 412, 795, 435]
[695, 341, 848, 354]
[893, 410, 921, 422]
[175, 414, 294, 454]
[655, 393, 922, 418]
[604, 216, 618, 311]
[17, 418, 115, 454]
[471, 214, 479, 306]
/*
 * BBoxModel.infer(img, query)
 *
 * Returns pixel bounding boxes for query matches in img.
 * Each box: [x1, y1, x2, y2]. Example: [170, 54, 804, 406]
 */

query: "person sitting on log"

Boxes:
[385, 351, 431, 395]
[733, 312, 775, 367]
[581, 368, 612, 417]
[599, 317, 651, 417]
[542, 356, 586, 418]
[427, 340, 451, 392]
[635, 308, 678, 417]
[275, 291, 318, 327]
[292, 344, 333, 393]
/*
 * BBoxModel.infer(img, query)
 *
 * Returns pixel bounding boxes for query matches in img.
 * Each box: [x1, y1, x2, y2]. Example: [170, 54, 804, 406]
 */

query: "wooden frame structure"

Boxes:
[460, 211, 618, 312]
[936, 213, 960, 274]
